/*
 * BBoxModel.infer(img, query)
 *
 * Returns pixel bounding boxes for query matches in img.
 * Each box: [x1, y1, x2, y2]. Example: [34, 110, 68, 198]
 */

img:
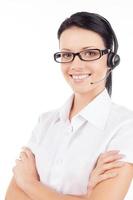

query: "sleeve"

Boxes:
[106, 119, 133, 164]
[26, 115, 42, 154]
[26, 111, 53, 154]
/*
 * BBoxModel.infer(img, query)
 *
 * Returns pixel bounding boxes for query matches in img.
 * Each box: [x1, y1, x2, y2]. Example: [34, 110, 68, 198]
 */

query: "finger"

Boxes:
[88, 171, 118, 189]
[100, 154, 125, 164]
[97, 151, 124, 165]
[98, 171, 118, 183]
[100, 150, 120, 158]
[99, 150, 120, 161]
[12, 166, 16, 173]
[22, 147, 34, 158]
[101, 161, 125, 173]
[15, 159, 22, 164]
[19, 151, 27, 160]
[97, 151, 118, 164]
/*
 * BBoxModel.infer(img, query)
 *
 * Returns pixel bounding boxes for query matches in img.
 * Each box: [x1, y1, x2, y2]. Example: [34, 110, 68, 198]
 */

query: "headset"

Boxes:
[98, 14, 120, 70]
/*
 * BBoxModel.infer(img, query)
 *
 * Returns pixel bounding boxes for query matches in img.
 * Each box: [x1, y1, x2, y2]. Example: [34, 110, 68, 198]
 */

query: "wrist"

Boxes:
[21, 180, 46, 200]
[21, 179, 39, 193]
[84, 185, 93, 199]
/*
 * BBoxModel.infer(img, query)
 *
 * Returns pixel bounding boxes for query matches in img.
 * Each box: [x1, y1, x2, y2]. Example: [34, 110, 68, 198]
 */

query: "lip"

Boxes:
[69, 73, 91, 82]
[69, 73, 91, 76]
[69, 72, 91, 76]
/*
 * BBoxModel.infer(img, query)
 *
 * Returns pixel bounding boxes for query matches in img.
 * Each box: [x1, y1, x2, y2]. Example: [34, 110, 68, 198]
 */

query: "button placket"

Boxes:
[54, 123, 74, 167]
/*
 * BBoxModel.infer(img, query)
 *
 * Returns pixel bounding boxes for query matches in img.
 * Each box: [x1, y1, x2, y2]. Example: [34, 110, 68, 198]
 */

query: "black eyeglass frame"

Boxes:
[54, 48, 111, 63]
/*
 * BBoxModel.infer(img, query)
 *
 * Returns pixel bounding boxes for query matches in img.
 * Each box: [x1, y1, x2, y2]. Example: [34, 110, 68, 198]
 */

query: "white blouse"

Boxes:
[27, 89, 133, 199]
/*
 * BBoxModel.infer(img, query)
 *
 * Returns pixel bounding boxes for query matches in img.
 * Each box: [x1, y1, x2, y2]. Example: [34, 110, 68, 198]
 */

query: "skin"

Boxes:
[59, 26, 110, 119]
[5, 26, 133, 200]
[6, 148, 124, 200]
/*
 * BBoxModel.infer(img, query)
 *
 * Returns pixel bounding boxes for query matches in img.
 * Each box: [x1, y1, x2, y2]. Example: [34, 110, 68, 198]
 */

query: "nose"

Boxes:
[70, 55, 85, 70]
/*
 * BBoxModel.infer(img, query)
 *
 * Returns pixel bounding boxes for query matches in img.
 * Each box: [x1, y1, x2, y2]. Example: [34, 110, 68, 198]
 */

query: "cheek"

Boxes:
[61, 64, 69, 76]
[89, 58, 107, 74]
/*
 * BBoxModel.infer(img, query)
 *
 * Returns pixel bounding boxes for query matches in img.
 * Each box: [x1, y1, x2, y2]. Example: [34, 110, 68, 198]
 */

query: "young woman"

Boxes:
[6, 12, 133, 200]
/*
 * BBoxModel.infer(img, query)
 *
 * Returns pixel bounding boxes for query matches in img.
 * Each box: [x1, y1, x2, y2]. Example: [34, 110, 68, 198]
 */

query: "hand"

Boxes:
[13, 147, 40, 190]
[88, 150, 125, 191]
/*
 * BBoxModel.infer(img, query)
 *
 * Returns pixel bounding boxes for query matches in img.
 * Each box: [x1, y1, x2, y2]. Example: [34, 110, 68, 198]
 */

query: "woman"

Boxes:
[6, 12, 133, 200]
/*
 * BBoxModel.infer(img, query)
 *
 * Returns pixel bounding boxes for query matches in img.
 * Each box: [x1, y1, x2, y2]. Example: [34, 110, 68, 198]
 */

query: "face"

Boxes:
[59, 26, 109, 95]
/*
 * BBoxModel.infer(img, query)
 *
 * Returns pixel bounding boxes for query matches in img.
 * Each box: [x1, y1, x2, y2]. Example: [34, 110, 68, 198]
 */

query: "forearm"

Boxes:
[23, 181, 92, 200]
[5, 178, 32, 200]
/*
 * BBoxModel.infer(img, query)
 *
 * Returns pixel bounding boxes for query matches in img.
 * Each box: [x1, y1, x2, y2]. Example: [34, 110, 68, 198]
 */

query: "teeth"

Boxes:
[72, 74, 89, 80]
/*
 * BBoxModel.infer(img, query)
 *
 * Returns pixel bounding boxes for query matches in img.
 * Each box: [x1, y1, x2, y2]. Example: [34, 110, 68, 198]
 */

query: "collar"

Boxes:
[59, 93, 74, 122]
[59, 89, 112, 130]
[79, 89, 111, 130]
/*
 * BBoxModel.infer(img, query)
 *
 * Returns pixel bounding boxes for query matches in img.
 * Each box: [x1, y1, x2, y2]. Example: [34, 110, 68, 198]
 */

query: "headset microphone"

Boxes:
[90, 68, 112, 85]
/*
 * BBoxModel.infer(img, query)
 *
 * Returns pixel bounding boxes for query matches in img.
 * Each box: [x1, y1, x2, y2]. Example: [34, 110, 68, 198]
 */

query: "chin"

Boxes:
[72, 86, 93, 94]
[72, 85, 105, 95]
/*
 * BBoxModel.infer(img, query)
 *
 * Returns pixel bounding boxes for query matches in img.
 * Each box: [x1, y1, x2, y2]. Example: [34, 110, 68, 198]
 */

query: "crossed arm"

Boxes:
[5, 148, 133, 200]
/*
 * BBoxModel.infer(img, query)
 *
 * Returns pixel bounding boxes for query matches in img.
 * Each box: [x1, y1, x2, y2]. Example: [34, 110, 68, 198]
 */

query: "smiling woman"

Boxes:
[58, 27, 110, 97]
[5, 12, 133, 200]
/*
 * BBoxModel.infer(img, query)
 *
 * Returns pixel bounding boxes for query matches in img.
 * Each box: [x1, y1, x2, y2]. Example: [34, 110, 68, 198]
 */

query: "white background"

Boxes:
[0, 0, 133, 199]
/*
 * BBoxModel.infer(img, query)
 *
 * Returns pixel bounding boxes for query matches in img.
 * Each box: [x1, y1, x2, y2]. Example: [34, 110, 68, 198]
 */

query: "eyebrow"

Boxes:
[61, 46, 96, 51]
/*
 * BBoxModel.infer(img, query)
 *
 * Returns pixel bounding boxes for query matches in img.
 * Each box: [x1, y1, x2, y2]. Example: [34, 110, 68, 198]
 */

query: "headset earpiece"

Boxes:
[98, 15, 120, 70]
[107, 51, 120, 69]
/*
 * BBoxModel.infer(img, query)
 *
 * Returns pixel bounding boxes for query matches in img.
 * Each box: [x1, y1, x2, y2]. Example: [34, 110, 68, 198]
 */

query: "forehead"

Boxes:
[59, 26, 105, 51]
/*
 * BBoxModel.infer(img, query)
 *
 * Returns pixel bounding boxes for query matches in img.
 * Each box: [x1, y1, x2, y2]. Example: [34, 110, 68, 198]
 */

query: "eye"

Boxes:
[81, 49, 100, 60]
[61, 52, 72, 59]
[84, 50, 98, 56]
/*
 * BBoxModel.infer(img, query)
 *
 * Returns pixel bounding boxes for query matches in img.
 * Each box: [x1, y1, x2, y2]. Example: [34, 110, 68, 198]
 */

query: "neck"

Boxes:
[69, 87, 105, 120]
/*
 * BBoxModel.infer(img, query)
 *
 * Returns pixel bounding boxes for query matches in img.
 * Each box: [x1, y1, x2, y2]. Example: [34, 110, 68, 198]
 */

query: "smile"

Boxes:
[70, 74, 91, 81]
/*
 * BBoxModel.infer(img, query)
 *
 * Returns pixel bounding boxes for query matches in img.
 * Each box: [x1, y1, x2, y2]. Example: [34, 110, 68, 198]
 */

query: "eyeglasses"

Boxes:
[54, 48, 110, 63]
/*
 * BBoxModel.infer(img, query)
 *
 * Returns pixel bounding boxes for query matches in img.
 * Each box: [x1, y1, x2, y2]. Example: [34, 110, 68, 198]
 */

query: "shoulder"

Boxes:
[39, 109, 59, 123]
[111, 102, 133, 119]
[37, 108, 60, 129]
[26, 109, 60, 153]
[108, 102, 133, 138]
[109, 102, 133, 126]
